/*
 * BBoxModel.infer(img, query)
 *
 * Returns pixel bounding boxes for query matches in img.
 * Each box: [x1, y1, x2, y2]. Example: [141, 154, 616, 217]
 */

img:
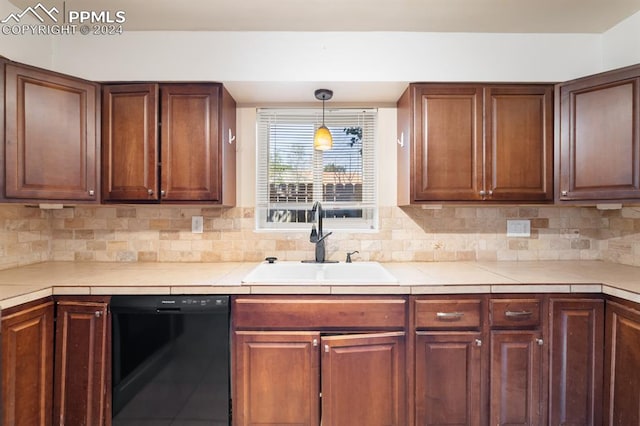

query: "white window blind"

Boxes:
[256, 108, 377, 230]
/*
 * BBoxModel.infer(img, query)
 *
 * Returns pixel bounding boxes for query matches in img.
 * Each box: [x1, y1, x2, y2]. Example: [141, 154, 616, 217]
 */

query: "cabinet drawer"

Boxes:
[414, 299, 482, 329]
[233, 296, 406, 330]
[490, 298, 541, 328]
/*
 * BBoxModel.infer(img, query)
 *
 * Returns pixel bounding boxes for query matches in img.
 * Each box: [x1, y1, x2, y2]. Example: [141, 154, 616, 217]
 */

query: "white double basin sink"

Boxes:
[242, 261, 398, 285]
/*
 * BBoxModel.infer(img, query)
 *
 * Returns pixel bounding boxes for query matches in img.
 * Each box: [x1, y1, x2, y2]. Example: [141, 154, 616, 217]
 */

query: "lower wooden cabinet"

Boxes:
[232, 296, 407, 426]
[234, 330, 405, 426]
[1, 300, 55, 426]
[321, 332, 405, 426]
[1, 297, 109, 426]
[489, 330, 544, 426]
[53, 299, 109, 426]
[489, 297, 546, 426]
[549, 298, 604, 426]
[415, 332, 483, 426]
[234, 332, 320, 426]
[604, 298, 640, 426]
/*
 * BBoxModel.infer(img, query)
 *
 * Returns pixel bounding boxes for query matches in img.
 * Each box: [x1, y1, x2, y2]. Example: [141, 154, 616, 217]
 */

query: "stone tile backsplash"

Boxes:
[1, 204, 639, 270]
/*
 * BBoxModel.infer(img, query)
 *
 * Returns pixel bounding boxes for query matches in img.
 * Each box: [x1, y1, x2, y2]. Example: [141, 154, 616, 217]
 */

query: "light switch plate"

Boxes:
[507, 219, 530, 237]
[192, 216, 204, 234]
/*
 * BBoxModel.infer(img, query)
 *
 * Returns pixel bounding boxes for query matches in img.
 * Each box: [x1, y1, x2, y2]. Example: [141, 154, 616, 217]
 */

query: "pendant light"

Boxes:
[313, 88, 333, 151]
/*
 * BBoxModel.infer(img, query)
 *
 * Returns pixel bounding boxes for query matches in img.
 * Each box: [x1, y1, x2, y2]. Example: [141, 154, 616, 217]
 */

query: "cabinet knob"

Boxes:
[95, 311, 102, 318]
[324, 344, 329, 353]
[397, 132, 404, 148]
[479, 190, 486, 196]
[475, 339, 482, 347]
[160, 190, 166, 197]
[561, 190, 568, 197]
[228, 128, 236, 145]
[312, 339, 318, 347]
[536, 338, 544, 346]
[88, 189, 95, 196]
[487, 189, 493, 196]
[147, 189, 154, 196]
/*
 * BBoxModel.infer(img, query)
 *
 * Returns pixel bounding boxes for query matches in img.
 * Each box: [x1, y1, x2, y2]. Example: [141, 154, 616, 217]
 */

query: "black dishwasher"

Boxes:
[111, 295, 230, 425]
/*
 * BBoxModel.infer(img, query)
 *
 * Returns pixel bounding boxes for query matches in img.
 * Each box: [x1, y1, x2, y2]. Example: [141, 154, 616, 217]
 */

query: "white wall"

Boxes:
[602, 10, 640, 70]
[47, 31, 603, 85]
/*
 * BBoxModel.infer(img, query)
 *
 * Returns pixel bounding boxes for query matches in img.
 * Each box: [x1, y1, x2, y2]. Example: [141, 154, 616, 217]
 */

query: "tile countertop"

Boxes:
[0, 260, 638, 309]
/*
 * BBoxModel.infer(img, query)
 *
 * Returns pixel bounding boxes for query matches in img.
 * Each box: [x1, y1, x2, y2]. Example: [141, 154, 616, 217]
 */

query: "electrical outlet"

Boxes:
[507, 219, 530, 237]
[192, 216, 204, 234]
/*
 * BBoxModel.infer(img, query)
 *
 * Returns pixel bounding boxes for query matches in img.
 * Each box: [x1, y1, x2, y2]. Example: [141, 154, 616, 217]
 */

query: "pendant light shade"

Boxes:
[313, 89, 333, 151]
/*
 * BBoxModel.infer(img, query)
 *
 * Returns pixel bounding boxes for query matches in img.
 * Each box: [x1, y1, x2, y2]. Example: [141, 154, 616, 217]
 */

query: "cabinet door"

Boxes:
[1, 301, 54, 426]
[53, 300, 108, 426]
[161, 84, 221, 201]
[415, 332, 483, 426]
[485, 85, 553, 201]
[557, 66, 640, 201]
[102, 84, 159, 201]
[490, 330, 543, 426]
[549, 298, 604, 426]
[604, 301, 640, 426]
[4, 64, 99, 201]
[321, 332, 405, 426]
[234, 331, 320, 426]
[412, 85, 483, 201]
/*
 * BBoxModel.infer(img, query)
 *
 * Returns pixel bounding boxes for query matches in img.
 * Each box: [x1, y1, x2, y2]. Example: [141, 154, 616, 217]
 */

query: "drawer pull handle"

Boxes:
[505, 310, 533, 318]
[436, 312, 464, 321]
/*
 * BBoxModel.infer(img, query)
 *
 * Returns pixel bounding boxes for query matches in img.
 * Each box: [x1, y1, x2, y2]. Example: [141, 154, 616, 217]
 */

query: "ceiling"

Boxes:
[9, 0, 640, 33]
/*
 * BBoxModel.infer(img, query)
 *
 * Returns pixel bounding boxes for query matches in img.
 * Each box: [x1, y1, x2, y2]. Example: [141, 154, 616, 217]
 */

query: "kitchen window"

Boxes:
[256, 108, 377, 231]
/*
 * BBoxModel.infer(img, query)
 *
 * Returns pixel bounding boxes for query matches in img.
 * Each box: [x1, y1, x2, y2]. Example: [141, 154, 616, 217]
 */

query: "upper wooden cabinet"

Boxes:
[102, 83, 236, 205]
[3, 62, 100, 202]
[397, 83, 553, 204]
[556, 64, 640, 202]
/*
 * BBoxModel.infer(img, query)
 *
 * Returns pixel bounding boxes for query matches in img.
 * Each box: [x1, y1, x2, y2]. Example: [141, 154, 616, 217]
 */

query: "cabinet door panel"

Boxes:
[412, 85, 483, 201]
[558, 69, 640, 201]
[161, 84, 220, 201]
[53, 301, 108, 426]
[321, 332, 405, 426]
[604, 301, 640, 426]
[1, 301, 54, 426]
[549, 299, 604, 426]
[4, 64, 98, 201]
[490, 330, 542, 426]
[415, 332, 482, 426]
[102, 84, 159, 201]
[485, 86, 553, 201]
[234, 331, 320, 426]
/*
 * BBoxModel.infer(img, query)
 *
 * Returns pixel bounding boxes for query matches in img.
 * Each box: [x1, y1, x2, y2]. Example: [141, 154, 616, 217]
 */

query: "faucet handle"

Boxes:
[346, 251, 359, 263]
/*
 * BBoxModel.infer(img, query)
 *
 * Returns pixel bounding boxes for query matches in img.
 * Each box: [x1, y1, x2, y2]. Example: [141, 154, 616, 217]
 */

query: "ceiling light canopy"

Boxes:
[313, 89, 333, 151]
